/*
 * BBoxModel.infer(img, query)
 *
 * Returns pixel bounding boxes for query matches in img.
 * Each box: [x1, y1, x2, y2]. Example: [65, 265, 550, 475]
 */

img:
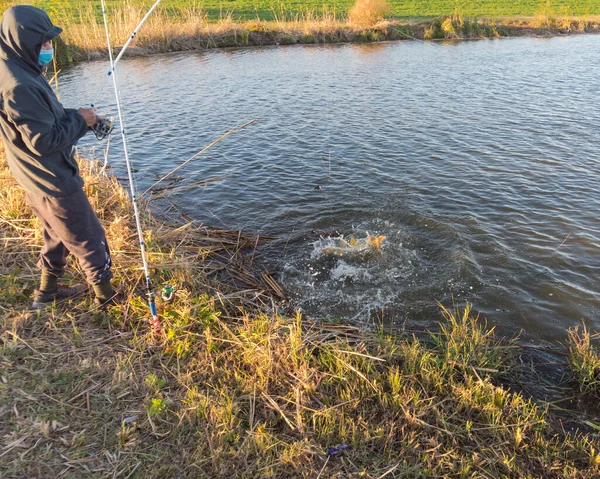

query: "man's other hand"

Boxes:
[77, 107, 97, 128]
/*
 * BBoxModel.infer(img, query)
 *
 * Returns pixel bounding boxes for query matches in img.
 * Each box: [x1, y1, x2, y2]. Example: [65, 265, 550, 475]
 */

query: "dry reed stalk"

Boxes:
[143, 119, 257, 196]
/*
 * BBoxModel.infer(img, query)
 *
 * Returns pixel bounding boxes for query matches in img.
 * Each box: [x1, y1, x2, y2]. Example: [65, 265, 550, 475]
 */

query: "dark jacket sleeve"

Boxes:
[3, 85, 88, 157]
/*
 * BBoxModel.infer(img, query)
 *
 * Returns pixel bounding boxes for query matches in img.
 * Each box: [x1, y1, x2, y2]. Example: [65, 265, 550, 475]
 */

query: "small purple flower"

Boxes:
[327, 444, 350, 456]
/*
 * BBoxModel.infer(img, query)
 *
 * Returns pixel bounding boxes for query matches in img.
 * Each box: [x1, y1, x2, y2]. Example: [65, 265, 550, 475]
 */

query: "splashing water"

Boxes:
[280, 218, 477, 328]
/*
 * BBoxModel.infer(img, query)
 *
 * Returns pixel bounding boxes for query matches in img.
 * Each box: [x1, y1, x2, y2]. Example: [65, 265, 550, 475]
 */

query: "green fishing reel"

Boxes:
[93, 117, 114, 141]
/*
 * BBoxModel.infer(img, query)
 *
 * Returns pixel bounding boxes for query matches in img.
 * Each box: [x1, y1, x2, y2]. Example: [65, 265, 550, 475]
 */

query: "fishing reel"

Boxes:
[93, 117, 114, 141]
[161, 285, 176, 303]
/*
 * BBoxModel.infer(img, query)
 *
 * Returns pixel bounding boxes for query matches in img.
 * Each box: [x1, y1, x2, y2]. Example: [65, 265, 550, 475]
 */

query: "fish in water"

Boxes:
[322, 234, 387, 256]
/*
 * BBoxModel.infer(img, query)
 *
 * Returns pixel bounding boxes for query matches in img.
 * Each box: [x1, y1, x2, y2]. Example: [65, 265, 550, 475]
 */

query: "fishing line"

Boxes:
[100, 0, 162, 332]
[391, 26, 443, 48]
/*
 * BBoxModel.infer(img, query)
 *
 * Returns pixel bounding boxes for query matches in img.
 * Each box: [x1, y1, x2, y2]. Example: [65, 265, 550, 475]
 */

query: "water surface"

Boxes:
[61, 36, 600, 342]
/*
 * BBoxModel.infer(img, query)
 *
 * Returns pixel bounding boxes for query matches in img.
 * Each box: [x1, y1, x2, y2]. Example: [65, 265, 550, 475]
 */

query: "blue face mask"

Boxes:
[38, 47, 54, 67]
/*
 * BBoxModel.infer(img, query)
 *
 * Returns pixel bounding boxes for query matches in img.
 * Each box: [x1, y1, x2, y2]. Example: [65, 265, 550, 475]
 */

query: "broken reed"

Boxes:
[1, 143, 600, 477]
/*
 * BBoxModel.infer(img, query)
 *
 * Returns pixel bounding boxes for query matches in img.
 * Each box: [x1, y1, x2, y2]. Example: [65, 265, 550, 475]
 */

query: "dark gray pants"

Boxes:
[26, 189, 113, 285]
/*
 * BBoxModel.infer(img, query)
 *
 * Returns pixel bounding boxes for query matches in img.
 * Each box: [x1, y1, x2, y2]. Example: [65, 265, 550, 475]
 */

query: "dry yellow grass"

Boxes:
[348, 0, 392, 27]
[59, 4, 359, 60]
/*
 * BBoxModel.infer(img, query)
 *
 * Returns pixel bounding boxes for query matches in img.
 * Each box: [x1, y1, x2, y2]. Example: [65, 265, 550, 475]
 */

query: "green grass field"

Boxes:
[17, 0, 600, 22]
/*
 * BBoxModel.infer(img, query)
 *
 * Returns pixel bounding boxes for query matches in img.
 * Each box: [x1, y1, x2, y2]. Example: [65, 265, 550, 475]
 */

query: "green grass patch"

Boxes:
[3, 0, 600, 23]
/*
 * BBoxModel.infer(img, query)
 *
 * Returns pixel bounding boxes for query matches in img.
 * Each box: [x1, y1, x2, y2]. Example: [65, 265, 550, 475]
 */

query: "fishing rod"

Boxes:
[100, 0, 162, 332]
[91, 0, 162, 108]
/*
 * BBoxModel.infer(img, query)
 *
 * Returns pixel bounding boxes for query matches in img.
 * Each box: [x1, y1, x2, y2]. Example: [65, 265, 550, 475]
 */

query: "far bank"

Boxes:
[51, 12, 600, 63]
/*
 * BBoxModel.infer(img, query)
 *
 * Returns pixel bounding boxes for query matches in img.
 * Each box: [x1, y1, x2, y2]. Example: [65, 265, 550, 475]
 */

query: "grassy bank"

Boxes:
[2, 144, 600, 477]
[2, 1, 600, 62]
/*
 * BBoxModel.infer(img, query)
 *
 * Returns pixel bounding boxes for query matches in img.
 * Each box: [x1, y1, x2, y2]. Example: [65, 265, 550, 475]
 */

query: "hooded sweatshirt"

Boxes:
[0, 6, 88, 197]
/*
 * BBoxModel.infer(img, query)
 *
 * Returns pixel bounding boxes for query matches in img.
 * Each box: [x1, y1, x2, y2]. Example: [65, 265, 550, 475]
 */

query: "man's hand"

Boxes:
[77, 107, 97, 128]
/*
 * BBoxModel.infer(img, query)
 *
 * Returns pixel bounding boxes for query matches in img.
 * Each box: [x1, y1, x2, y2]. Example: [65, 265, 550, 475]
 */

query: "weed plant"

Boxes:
[569, 324, 600, 396]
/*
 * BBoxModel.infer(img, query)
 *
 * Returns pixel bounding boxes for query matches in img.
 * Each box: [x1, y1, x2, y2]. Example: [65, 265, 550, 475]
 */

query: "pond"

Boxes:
[61, 35, 600, 342]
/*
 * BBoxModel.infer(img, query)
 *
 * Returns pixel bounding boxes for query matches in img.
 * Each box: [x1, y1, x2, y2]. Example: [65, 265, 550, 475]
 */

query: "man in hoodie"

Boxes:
[0, 5, 117, 308]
